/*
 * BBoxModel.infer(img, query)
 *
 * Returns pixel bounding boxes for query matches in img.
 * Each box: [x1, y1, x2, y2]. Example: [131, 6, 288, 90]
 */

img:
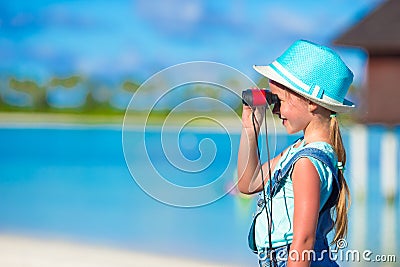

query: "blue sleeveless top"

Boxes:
[255, 138, 338, 249]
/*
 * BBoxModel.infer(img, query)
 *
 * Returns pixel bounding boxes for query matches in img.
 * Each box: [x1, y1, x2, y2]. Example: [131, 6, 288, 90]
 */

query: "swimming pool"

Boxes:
[0, 125, 398, 266]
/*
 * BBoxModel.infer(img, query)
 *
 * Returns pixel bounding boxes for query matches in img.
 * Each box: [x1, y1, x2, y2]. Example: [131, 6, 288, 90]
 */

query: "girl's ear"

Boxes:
[308, 101, 318, 112]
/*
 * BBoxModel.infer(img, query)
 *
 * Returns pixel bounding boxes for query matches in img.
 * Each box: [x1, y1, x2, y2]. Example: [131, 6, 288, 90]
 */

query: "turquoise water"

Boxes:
[0, 126, 399, 266]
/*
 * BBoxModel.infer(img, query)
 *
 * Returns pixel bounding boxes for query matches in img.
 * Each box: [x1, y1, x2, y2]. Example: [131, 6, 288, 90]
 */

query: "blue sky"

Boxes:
[0, 0, 384, 85]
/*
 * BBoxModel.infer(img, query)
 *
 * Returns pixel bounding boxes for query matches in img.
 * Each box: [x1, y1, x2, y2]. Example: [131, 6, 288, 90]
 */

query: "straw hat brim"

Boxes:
[253, 65, 355, 113]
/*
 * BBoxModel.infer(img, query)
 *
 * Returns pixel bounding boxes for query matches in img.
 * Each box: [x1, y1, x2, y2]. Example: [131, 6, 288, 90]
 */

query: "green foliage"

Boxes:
[49, 76, 82, 88]
[9, 78, 42, 94]
[192, 84, 220, 98]
[8, 77, 49, 110]
[257, 76, 269, 89]
[122, 80, 140, 92]
[0, 74, 360, 126]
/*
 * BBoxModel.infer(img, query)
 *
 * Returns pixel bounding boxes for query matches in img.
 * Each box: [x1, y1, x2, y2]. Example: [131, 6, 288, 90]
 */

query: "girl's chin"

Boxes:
[282, 121, 303, 135]
[283, 124, 299, 135]
[286, 128, 302, 135]
[285, 129, 294, 134]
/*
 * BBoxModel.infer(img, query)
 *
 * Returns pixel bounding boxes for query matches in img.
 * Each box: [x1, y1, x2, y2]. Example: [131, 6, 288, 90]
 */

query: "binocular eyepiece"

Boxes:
[242, 89, 279, 107]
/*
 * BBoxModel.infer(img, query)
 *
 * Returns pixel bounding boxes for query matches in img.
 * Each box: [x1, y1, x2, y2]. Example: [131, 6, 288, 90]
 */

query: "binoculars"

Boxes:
[242, 89, 279, 107]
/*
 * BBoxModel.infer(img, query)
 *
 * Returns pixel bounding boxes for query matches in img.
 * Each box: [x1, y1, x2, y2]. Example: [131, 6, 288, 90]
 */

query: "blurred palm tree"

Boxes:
[5, 77, 48, 111]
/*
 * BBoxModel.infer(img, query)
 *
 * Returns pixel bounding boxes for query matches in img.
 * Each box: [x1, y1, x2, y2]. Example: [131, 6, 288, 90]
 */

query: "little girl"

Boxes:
[238, 40, 352, 267]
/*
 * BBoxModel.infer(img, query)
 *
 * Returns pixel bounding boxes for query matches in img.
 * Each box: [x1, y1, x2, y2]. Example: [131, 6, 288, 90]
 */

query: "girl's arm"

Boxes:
[288, 157, 321, 267]
[237, 104, 282, 194]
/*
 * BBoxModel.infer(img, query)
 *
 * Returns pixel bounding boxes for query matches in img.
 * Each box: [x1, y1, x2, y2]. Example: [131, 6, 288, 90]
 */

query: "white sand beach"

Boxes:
[0, 234, 237, 267]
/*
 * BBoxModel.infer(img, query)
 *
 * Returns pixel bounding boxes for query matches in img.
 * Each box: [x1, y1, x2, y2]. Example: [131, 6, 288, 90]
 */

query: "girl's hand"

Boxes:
[241, 104, 266, 134]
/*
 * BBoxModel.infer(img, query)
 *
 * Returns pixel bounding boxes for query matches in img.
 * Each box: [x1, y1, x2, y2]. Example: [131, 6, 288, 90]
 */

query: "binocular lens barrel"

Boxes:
[242, 89, 279, 107]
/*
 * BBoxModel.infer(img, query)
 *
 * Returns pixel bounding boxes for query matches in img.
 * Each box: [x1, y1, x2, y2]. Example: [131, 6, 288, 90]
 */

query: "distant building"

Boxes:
[334, 0, 400, 125]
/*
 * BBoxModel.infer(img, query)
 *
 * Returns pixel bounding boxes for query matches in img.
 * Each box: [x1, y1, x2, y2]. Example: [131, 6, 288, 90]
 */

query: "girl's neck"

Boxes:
[302, 116, 331, 145]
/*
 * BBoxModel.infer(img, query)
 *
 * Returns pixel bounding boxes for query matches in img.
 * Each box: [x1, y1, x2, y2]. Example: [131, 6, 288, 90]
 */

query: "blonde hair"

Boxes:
[329, 115, 351, 244]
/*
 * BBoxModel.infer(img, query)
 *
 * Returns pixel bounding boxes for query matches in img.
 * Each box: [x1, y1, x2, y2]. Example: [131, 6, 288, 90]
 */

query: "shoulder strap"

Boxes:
[268, 147, 339, 212]
[282, 147, 338, 186]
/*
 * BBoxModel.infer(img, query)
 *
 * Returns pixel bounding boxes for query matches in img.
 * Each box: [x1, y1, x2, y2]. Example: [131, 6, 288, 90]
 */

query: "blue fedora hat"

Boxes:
[253, 40, 355, 113]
